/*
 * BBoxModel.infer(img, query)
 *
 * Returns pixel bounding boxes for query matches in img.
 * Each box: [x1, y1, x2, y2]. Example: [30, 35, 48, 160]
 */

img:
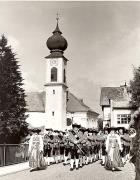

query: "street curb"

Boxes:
[0, 162, 30, 177]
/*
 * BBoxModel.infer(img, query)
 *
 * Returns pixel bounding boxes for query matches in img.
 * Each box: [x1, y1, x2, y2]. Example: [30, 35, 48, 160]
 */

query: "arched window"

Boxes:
[63, 69, 66, 83]
[51, 67, 57, 82]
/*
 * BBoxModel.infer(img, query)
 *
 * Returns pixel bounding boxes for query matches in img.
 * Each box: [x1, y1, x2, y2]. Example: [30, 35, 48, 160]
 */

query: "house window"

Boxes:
[53, 90, 55, 94]
[51, 67, 57, 82]
[117, 114, 131, 124]
[52, 111, 54, 116]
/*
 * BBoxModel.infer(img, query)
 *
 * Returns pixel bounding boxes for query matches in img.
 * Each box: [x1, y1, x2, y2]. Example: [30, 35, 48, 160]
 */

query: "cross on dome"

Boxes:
[56, 13, 60, 23]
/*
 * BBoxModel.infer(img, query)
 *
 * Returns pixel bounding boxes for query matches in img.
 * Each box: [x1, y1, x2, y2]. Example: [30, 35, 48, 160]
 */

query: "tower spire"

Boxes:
[53, 13, 62, 34]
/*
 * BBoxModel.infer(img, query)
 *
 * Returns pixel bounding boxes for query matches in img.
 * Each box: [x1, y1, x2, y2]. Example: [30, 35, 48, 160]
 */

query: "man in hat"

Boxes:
[101, 127, 109, 165]
[67, 123, 81, 170]
[58, 131, 65, 163]
[63, 130, 70, 166]
[118, 127, 126, 164]
[77, 127, 87, 168]
[43, 128, 54, 166]
[92, 129, 99, 162]
[52, 130, 60, 164]
[87, 128, 96, 164]
[121, 129, 131, 163]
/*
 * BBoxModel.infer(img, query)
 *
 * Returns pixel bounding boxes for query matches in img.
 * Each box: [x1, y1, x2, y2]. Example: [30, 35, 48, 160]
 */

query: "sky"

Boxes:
[0, 1, 140, 114]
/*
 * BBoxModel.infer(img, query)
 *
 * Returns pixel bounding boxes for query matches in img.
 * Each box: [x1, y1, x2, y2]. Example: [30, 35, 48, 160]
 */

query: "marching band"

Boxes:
[28, 124, 132, 172]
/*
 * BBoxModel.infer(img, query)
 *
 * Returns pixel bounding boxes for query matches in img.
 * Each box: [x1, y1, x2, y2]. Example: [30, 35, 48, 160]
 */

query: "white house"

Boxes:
[100, 84, 132, 129]
[25, 19, 99, 130]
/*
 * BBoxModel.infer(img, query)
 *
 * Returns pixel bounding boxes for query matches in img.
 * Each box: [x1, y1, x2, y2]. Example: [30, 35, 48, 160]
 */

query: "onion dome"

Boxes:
[47, 21, 68, 53]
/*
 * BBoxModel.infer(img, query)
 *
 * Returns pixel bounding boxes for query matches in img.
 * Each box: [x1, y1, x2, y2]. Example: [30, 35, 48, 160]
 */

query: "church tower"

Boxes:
[45, 18, 68, 130]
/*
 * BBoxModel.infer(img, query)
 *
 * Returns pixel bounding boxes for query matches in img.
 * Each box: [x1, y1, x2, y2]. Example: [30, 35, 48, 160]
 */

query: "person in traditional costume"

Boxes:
[105, 127, 123, 171]
[28, 128, 46, 172]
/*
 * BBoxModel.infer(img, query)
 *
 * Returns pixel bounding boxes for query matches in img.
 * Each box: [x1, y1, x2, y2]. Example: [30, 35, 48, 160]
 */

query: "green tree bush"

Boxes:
[0, 35, 28, 144]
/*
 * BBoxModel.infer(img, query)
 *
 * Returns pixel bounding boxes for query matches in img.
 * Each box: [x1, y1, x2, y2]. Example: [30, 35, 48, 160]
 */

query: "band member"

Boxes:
[105, 127, 123, 171]
[58, 131, 65, 163]
[118, 127, 126, 164]
[87, 128, 95, 163]
[122, 129, 131, 163]
[68, 123, 81, 171]
[78, 127, 87, 167]
[28, 128, 45, 172]
[101, 128, 108, 165]
[92, 129, 97, 162]
[53, 130, 60, 164]
[63, 131, 70, 165]
[43, 128, 54, 166]
[82, 128, 90, 165]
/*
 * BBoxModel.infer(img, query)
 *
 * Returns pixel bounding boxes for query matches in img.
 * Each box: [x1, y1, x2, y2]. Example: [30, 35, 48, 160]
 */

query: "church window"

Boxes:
[53, 90, 55, 94]
[52, 111, 54, 116]
[63, 69, 66, 83]
[51, 67, 57, 82]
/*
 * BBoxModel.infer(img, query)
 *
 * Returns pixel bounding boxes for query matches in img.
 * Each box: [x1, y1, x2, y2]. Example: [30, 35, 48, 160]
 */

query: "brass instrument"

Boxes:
[129, 128, 136, 138]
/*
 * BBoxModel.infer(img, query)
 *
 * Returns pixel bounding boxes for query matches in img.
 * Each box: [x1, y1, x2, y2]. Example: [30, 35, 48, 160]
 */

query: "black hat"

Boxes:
[54, 130, 59, 133]
[72, 123, 81, 128]
[117, 127, 125, 132]
[103, 127, 109, 133]
[92, 128, 98, 133]
[88, 128, 93, 133]
[107, 127, 117, 132]
[69, 129, 74, 133]
[124, 129, 129, 133]
[46, 128, 53, 131]
[79, 127, 86, 132]
[32, 128, 41, 133]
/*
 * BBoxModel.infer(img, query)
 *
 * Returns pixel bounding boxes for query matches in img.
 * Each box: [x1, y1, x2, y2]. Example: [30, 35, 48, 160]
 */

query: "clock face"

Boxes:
[50, 59, 58, 66]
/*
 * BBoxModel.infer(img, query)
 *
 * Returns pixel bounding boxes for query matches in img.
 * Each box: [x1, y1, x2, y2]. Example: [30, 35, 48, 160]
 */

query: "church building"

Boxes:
[26, 19, 99, 130]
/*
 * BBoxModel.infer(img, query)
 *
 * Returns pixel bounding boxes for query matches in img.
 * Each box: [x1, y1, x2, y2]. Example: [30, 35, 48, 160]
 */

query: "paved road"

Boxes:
[0, 161, 135, 180]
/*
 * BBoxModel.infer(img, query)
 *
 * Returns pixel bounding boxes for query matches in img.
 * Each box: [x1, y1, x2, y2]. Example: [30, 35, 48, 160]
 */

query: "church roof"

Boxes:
[67, 92, 98, 115]
[100, 86, 131, 108]
[25, 92, 45, 112]
[25, 91, 99, 115]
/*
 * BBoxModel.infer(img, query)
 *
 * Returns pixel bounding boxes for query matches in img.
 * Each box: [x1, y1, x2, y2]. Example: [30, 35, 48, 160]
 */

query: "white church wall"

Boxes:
[67, 112, 88, 128]
[26, 112, 47, 128]
[45, 85, 66, 130]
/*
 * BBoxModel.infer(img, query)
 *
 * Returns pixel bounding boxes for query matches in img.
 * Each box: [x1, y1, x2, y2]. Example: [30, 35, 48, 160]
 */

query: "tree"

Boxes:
[130, 66, 140, 109]
[130, 67, 140, 180]
[0, 35, 28, 144]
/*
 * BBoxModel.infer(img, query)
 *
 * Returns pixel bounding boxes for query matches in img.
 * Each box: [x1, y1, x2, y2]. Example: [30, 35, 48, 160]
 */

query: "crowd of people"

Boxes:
[28, 124, 132, 172]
